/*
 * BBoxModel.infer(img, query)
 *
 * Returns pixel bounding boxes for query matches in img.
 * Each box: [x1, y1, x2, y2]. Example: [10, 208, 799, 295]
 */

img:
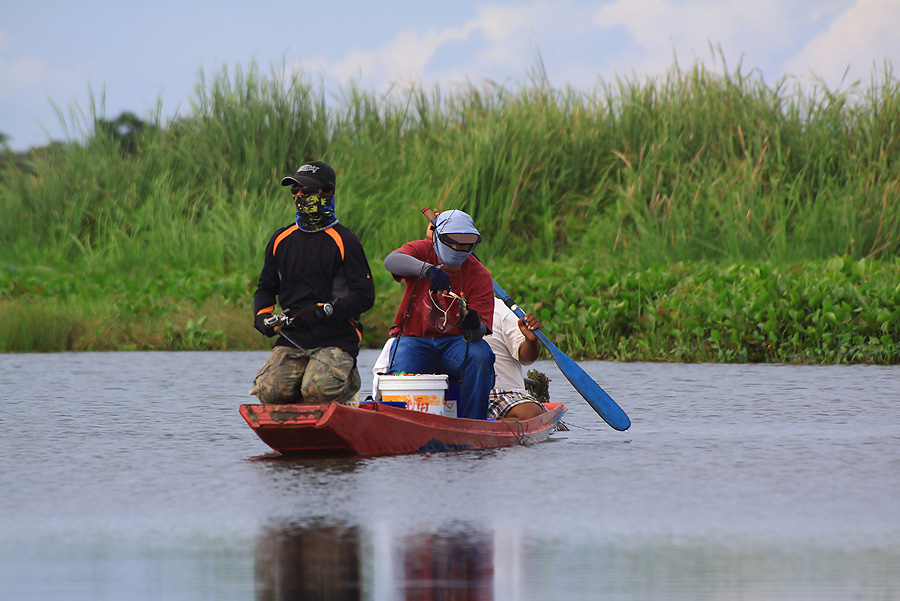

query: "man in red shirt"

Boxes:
[382, 210, 495, 419]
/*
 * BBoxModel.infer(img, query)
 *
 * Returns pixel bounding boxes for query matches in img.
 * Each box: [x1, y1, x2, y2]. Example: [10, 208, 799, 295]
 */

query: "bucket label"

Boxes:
[378, 375, 450, 415]
[383, 393, 444, 414]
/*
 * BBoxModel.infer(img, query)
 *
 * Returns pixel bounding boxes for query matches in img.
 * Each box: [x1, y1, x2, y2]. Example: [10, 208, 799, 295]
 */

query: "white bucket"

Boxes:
[377, 374, 452, 416]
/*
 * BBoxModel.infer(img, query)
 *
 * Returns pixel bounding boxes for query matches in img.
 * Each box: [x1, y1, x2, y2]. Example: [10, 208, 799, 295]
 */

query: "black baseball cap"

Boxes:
[280, 161, 336, 191]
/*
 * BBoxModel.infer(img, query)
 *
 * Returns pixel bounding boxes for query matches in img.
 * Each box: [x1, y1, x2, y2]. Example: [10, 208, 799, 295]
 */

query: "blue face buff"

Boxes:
[293, 191, 338, 232]
[432, 210, 481, 266]
[434, 237, 474, 266]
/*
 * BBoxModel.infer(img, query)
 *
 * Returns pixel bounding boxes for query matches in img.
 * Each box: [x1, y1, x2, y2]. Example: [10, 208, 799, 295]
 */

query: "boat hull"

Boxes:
[239, 401, 567, 457]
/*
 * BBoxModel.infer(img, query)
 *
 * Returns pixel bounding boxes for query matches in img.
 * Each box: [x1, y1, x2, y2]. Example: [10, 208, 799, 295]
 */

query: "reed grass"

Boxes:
[1, 56, 898, 361]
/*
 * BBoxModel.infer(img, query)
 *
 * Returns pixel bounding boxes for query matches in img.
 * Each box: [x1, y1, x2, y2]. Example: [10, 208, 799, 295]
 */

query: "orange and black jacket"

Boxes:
[253, 223, 375, 357]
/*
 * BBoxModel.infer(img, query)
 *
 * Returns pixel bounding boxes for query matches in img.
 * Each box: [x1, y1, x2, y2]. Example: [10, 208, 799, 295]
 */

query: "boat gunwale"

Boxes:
[239, 401, 567, 458]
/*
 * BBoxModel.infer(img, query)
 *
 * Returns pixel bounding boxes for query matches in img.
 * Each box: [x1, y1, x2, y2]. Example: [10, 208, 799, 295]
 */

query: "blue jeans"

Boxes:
[387, 335, 495, 420]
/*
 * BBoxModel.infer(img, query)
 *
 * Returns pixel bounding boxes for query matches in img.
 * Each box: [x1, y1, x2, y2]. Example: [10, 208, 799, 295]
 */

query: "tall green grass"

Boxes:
[584, 60, 900, 265]
[1, 57, 898, 359]
[3, 58, 898, 271]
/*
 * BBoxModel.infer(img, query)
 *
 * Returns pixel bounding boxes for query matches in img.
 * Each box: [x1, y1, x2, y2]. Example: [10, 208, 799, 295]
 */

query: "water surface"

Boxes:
[1, 351, 898, 600]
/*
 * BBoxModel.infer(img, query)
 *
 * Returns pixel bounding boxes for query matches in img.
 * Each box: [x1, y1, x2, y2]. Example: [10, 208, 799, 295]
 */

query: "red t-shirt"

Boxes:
[389, 239, 494, 338]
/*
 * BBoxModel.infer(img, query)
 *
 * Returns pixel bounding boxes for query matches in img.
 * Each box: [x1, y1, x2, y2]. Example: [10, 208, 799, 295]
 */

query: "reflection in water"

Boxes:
[253, 518, 900, 600]
[256, 523, 361, 601]
[400, 526, 493, 601]
[256, 521, 494, 601]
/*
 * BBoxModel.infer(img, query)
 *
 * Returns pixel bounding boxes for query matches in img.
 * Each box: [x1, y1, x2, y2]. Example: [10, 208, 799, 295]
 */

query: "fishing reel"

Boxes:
[263, 314, 291, 328]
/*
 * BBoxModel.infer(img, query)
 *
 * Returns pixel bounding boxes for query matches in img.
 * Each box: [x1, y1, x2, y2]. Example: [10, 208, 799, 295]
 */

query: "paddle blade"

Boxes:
[537, 331, 631, 430]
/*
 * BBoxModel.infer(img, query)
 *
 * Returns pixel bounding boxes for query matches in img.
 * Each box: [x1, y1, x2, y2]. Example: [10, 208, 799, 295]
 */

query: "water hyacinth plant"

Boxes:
[489, 255, 898, 363]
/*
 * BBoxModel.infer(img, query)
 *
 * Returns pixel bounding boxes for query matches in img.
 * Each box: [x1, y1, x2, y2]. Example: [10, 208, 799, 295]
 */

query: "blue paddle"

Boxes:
[491, 280, 631, 431]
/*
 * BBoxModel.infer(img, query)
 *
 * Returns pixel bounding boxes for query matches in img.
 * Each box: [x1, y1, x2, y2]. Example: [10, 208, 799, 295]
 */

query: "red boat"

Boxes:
[239, 401, 567, 457]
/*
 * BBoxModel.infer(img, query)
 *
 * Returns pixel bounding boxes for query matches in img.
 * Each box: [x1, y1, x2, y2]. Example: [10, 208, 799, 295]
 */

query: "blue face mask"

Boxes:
[431, 210, 482, 266]
[433, 237, 474, 266]
[294, 192, 338, 232]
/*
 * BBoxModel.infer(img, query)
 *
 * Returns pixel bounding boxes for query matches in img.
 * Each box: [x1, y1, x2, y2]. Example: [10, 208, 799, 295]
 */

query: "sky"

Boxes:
[2, 0, 899, 152]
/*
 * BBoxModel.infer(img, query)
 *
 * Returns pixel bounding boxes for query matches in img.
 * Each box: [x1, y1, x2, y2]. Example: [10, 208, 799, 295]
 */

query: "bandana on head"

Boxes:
[432, 209, 480, 266]
[295, 193, 338, 232]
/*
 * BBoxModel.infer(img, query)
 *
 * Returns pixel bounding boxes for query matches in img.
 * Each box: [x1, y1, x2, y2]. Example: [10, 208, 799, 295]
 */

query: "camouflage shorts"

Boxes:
[249, 346, 361, 406]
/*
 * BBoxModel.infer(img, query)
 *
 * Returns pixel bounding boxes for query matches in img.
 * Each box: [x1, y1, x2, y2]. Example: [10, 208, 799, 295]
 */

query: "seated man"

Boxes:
[485, 297, 547, 420]
[372, 298, 548, 421]
[382, 210, 495, 419]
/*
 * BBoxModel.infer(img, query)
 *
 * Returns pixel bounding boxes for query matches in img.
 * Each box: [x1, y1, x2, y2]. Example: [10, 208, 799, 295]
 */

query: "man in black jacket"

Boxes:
[250, 160, 375, 405]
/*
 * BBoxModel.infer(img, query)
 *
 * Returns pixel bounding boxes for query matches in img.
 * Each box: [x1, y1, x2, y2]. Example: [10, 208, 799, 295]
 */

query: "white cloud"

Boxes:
[471, 5, 535, 43]
[0, 29, 122, 147]
[0, 34, 48, 96]
[282, 1, 593, 93]
[0, 55, 48, 95]
[331, 27, 471, 83]
[0, 31, 108, 104]
[593, 0, 798, 78]
[283, 25, 472, 92]
[784, 0, 900, 89]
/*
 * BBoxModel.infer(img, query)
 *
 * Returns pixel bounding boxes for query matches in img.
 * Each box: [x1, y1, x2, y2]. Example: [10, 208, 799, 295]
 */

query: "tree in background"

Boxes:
[94, 111, 155, 155]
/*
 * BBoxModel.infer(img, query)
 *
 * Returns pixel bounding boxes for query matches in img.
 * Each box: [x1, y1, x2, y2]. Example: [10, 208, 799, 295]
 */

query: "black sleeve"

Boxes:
[253, 233, 279, 317]
[331, 230, 375, 320]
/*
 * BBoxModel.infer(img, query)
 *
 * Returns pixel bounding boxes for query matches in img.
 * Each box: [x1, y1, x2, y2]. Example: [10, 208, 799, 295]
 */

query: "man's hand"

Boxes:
[517, 312, 543, 362]
[254, 313, 278, 337]
[461, 307, 481, 331]
[426, 265, 451, 293]
[292, 303, 332, 329]
[519, 313, 542, 340]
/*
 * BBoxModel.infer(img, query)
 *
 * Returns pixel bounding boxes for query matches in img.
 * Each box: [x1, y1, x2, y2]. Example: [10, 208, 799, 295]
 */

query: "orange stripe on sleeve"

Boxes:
[324, 227, 345, 261]
[273, 225, 299, 255]
[256, 306, 275, 316]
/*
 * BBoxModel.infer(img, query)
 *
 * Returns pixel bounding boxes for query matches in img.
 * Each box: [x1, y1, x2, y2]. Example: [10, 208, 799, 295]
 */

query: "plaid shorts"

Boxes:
[487, 390, 546, 420]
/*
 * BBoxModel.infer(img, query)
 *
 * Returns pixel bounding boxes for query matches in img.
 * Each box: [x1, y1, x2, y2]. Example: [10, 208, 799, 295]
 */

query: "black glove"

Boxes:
[461, 308, 481, 331]
[292, 303, 332, 330]
[254, 313, 277, 337]
[427, 265, 451, 293]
